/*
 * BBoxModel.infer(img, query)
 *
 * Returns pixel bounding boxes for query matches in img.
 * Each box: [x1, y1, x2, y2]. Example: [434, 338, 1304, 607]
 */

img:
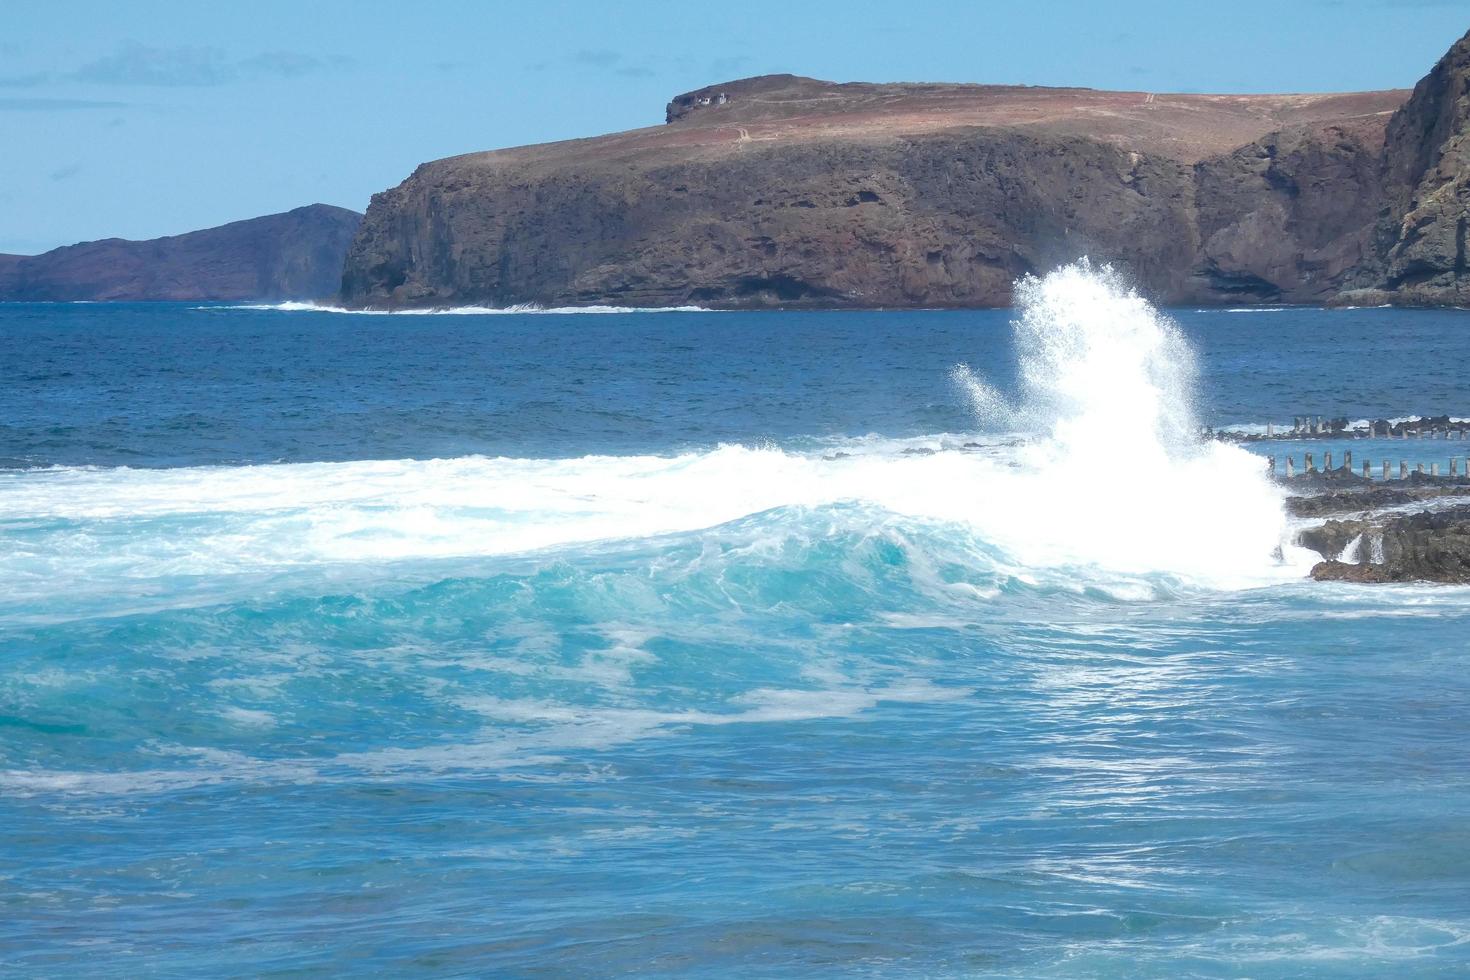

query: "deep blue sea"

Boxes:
[5, 272, 1470, 977]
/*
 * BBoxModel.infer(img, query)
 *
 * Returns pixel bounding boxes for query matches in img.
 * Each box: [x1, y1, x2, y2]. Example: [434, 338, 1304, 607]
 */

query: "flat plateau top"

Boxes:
[442, 74, 1410, 174]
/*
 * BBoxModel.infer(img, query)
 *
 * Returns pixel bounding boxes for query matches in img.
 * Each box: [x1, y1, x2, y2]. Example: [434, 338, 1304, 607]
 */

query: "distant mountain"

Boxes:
[339, 70, 1418, 310]
[0, 204, 362, 302]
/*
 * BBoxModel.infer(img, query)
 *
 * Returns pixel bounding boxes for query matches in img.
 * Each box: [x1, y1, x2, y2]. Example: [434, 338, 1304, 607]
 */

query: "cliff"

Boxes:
[1341, 31, 1470, 306]
[341, 61, 1452, 309]
[0, 204, 362, 302]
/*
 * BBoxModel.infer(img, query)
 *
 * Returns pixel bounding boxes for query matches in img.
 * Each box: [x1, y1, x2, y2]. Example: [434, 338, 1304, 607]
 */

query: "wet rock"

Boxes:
[1305, 505, 1470, 583]
[1298, 519, 1371, 562]
[1282, 468, 1373, 492]
[1310, 560, 1395, 583]
[1287, 485, 1466, 517]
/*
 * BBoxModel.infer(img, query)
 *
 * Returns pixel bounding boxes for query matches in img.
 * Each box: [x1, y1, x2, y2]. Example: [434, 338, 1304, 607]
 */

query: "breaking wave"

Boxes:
[4, 261, 1311, 627]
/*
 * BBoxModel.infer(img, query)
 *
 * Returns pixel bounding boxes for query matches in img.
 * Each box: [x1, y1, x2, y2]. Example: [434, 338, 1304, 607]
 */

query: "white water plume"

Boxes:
[956, 260, 1197, 448]
[948, 260, 1303, 584]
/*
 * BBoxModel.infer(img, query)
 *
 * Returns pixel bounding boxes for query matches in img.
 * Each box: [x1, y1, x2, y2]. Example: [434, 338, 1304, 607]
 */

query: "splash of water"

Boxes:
[955, 260, 1196, 446]
[950, 260, 1302, 584]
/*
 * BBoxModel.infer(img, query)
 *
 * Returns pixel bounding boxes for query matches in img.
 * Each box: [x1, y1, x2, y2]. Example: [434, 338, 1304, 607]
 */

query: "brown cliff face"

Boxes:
[1352, 30, 1470, 305]
[1, 204, 363, 302]
[342, 131, 1204, 308]
[340, 74, 1414, 310]
[1189, 116, 1392, 303]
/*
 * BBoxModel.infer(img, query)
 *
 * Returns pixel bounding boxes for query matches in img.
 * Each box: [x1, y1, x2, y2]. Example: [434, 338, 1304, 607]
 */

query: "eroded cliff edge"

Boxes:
[340, 35, 1470, 310]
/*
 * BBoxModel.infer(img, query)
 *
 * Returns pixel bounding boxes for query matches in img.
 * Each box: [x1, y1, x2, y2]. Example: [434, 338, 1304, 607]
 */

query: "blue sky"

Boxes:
[1, 0, 1465, 254]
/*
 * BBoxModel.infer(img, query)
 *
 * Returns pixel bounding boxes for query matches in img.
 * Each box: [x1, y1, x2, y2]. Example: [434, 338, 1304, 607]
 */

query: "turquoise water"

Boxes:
[4, 276, 1470, 976]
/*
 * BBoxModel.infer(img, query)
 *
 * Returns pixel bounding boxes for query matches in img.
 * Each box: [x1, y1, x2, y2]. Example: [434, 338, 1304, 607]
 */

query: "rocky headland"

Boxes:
[338, 30, 1470, 310]
[0, 204, 362, 302]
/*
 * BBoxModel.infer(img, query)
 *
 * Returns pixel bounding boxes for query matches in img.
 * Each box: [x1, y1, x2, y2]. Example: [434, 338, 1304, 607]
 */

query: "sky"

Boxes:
[1, 0, 1467, 254]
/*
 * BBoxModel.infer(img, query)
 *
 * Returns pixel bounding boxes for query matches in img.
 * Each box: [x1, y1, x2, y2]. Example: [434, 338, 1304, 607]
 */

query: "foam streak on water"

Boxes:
[223, 301, 718, 314]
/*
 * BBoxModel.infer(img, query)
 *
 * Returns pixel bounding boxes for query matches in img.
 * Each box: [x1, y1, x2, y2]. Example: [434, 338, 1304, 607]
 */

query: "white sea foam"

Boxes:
[1187, 307, 1290, 314]
[214, 301, 716, 315]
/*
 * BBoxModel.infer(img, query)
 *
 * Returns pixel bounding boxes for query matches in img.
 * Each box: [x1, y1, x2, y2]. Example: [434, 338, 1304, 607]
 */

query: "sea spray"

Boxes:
[949, 260, 1304, 583]
[953, 260, 1196, 448]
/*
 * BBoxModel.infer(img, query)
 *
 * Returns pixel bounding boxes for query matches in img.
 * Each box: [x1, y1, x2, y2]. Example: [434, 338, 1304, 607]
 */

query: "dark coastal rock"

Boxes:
[0, 204, 362, 302]
[1287, 487, 1424, 517]
[338, 75, 1408, 310]
[1302, 505, 1470, 583]
[1359, 414, 1462, 436]
[1310, 561, 1396, 583]
[1338, 30, 1470, 306]
[1298, 519, 1372, 562]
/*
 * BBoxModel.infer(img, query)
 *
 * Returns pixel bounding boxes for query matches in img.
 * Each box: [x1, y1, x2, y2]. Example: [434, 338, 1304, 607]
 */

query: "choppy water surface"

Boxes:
[3, 270, 1470, 976]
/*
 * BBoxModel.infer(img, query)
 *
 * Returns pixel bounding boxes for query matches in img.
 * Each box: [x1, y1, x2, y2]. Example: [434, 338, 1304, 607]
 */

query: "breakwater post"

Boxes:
[1343, 450, 1352, 472]
[1325, 452, 1333, 471]
[1401, 461, 1409, 479]
[1286, 456, 1295, 478]
[1432, 462, 1440, 476]
[1306, 452, 1316, 473]
[1383, 460, 1391, 480]
[1363, 460, 1371, 479]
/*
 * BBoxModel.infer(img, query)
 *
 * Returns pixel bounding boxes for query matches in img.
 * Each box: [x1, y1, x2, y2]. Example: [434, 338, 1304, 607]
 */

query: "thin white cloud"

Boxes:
[0, 97, 129, 111]
[5, 43, 356, 89]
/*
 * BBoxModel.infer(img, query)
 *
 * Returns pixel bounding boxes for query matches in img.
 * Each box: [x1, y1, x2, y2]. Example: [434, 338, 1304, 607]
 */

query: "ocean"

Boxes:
[4, 265, 1470, 976]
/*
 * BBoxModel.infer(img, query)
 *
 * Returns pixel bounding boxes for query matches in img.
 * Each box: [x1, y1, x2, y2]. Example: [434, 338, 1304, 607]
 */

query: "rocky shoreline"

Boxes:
[1283, 467, 1470, 583]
